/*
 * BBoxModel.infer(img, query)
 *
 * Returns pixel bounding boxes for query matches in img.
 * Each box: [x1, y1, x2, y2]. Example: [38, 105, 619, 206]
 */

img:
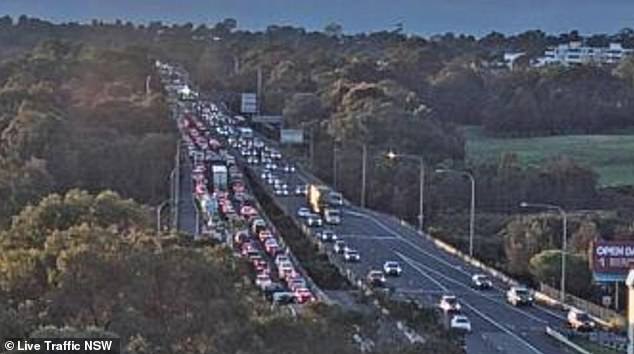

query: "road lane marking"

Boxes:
[338, 234, 397, 240]
[396, 252, 545, 354]
[344, 209, 471, 275]
[396, 251, 448, 292]
[347, 209, 569, 324]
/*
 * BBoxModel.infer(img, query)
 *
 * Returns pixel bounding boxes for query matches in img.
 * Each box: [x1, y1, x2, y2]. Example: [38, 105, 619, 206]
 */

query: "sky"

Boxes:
[2, 0, 634, 37]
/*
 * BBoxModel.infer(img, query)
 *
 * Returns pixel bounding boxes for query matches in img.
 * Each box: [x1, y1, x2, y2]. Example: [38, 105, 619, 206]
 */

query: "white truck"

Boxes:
[211, 164, 228, 191]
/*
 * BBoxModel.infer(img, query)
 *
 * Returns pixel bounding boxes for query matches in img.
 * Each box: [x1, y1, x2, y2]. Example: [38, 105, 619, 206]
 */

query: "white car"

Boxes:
[319, 230, 337, 242]
[383, 261, 402, 276]
[275, 254, 290, 267]
[567, 309, 595, 332]
[343, 249, 360, 262]
[450, 315, 472, 332]
[297, 207, 312, 218]
[255, 274, 272, 289]
[295, 184, 308, 196]
[506, 286, 533, 306]
[306, 214, 323, 227]
[333, 240, 346, 254]
[471, 274, 493, 290]
[439, 295, 461, 313]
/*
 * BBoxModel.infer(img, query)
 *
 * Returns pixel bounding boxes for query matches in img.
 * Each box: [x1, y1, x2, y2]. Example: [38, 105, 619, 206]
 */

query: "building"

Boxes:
[534, 41, 633, 67]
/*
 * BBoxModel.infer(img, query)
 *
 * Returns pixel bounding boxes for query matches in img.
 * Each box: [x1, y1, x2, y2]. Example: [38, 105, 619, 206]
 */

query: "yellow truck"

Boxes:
[307, 184, 341, 224]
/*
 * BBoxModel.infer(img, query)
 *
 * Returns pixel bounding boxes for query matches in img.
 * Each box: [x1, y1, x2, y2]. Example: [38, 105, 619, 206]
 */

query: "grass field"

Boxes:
[464, 126, 634, 187]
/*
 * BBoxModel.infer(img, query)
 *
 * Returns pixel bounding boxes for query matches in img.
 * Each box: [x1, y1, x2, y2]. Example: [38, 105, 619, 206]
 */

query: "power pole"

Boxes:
[256, 66, 263, 115]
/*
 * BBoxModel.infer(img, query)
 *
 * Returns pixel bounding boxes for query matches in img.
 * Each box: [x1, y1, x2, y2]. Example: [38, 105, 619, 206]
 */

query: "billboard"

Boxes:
[241, 93, 257, 114]
[280, 129, 304, 144]
[591, 240, 634, 282]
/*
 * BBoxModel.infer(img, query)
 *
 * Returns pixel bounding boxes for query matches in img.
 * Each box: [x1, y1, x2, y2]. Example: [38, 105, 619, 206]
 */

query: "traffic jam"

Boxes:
[162, 66, 317, 307]
[162, 61, 607, 337]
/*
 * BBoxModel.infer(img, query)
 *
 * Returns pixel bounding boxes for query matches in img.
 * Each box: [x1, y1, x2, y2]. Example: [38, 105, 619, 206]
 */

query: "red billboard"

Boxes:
[591, 240, 634, 281]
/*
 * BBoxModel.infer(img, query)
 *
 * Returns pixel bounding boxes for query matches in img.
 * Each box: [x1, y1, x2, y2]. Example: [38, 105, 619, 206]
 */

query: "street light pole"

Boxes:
[386, 151, 425, 233]
[361, 143, 367, 208]
[156, 200, 169, 235]
[520, 202, 567, 303]
[436, 169, 476, 257]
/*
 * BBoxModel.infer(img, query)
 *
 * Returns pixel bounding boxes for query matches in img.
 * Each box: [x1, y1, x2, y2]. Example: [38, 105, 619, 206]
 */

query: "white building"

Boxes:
[534, 41, 633, 67]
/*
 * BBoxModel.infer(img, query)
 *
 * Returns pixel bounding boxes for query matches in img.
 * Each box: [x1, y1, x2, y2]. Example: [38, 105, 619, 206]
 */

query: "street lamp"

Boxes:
[436, 168, 476, 258]
[386, 150, 425, 233]
[520, 201, 568, 304]
[156, 200, 170, 235]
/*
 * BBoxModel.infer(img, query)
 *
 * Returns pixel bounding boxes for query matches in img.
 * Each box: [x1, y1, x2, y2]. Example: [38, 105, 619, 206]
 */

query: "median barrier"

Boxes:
[242, 166, 333, 305]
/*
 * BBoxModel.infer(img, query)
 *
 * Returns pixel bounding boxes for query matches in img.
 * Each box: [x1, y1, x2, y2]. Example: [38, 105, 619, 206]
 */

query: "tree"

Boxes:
[529, 250, 592, 297]
[282, 93, 326, 127]
[324, 22, 343, 38]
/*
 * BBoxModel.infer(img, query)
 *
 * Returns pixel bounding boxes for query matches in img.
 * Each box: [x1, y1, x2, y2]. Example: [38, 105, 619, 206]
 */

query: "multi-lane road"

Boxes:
[235, 137, 576, 354]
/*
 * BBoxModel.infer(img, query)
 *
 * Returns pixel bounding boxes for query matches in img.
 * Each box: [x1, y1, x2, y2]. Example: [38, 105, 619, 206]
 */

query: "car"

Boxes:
[439, 295, 461, 313]
[450, 315, 472, 332]
[567, 310, 595, 332]
[263, 282, 287, 300]
[287, 277, 307, 292]
[323, 208, 341, 225]
[471, 274, 493, 290]
[329, 192, 344, 206]
[293, 287, 314, 304]
[278, 261, 295, 279]
[367, 270, 386, 287]
[274, 186, 289, 196]
[333, 240, 346, 254]
[258, 229, 274, 242]
[272, 291, 296, 305]
[255, 274, 272, 289]
[295, 184, 308, 196]
[319, 229, 337, 242]
[282, 164, 296, 173]
[265, 163, 278, 170]
[270, 150, 282, 160]
[306, 214, 323, 227]
[275, 254, 290, 267]
[383, 261, 402, 276]
[261, 171, 272, 179]
[297, 207, 312, 218]
[506, 286, 533, 306]
[343, 249, 360, 262]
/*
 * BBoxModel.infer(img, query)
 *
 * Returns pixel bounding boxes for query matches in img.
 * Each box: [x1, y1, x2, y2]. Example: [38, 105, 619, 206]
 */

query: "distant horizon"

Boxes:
[2, 0, 634, 38]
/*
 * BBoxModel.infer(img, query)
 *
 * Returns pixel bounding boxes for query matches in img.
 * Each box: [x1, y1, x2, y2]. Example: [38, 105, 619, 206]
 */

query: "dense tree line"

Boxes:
[1, 15, 633, 312]
[0, 39, 176, 227]
[0, 190, 398, 354]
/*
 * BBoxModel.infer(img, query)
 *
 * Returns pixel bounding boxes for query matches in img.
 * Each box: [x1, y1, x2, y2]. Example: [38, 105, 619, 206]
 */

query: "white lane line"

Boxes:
[460, 301, 546, 354]
[398, 252, 547, 354]
[344, 209, 470, 275]
[349, 209, 569, 324]
[339, 234, 396, 240]
[404, 255, 549, 325]
[396, 251, 448, 292]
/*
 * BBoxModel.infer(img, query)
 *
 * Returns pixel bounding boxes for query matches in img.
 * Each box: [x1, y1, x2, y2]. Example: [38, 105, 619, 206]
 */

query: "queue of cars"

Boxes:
[159, 65, 317, 307]
[161, 62, 600, 336]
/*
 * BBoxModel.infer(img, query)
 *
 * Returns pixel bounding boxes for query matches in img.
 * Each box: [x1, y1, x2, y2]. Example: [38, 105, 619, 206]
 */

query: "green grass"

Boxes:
[464, 126, 634, 187]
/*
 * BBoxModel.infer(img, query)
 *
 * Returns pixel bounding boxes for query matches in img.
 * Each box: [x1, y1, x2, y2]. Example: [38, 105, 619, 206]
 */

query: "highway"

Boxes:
[176, 141, 199, 236]
[227, 132, 576, 354]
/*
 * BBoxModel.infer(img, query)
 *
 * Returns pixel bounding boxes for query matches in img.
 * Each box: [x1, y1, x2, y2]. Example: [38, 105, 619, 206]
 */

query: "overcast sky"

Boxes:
[2, 0, 634, 37]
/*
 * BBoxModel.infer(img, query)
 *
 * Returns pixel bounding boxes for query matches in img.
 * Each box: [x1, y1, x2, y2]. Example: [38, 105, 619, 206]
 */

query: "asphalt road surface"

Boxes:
[176, 142, 199, 236]
[235, 142, 576, 354]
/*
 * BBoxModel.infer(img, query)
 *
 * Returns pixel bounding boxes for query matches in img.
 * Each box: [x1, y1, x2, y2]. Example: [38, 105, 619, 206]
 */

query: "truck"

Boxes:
[211, 164, 228, 191]
[307, 184, 341, 225]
